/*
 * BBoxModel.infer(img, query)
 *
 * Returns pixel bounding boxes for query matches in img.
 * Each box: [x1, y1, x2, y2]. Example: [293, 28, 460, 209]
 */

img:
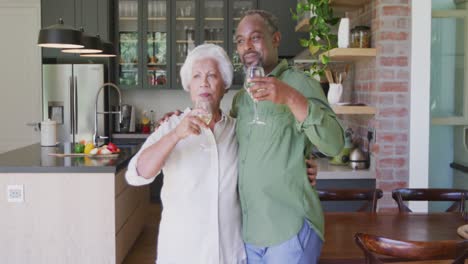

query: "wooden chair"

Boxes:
[392, 188, 468, 213]
[354, 232, 468, 264]
[317, 188, 383, 212]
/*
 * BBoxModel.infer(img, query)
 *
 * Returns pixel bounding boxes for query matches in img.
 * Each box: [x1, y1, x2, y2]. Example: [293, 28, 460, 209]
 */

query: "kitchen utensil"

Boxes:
[349, 147, 369, 169]
[41, 119, 57, 146]
[330, 128, 353, 165]
[119, 104, 136, 132]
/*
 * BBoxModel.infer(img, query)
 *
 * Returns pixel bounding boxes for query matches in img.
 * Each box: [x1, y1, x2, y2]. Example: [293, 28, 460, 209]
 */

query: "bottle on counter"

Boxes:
[141, 111, 151, 134]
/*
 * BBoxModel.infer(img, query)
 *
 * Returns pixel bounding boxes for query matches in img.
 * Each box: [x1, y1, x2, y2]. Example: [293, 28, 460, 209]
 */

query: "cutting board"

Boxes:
[48, 153, 119, 158]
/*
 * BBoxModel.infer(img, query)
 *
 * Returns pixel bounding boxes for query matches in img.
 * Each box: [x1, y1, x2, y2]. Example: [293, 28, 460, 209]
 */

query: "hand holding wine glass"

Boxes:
[192, 100, 213, 126]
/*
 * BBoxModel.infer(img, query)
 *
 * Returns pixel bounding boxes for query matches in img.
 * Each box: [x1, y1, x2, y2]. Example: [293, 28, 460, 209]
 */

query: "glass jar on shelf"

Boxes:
[351, 26, 371, 48]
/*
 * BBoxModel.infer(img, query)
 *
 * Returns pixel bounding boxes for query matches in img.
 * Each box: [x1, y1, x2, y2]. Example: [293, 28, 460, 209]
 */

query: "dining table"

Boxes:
[320, 212, 468, 264]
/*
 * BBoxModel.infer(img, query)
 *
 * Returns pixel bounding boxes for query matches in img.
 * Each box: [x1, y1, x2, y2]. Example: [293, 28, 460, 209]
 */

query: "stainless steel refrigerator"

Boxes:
[42, 64, 105, 144]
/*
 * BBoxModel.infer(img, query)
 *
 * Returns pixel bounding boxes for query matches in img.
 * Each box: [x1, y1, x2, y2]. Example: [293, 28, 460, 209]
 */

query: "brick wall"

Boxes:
[342, 0, 411, 211]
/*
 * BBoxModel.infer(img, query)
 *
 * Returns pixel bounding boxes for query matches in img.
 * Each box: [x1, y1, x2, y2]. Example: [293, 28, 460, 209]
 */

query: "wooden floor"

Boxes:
[123, 203, 162, 264]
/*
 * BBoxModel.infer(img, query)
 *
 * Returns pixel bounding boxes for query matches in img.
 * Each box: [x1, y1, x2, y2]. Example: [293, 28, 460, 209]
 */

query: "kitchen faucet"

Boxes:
[93, 82, 122, 146]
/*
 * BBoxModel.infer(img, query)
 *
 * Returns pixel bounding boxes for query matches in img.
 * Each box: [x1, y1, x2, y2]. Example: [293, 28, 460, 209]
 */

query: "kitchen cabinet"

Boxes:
[171, 0, 229, 88]
[116, 0, 258, 90]
[117, 0, 170, 89]
[316, 158, 375, 212]
[41, 0, 110, 60]
[258, 0, 308, 57]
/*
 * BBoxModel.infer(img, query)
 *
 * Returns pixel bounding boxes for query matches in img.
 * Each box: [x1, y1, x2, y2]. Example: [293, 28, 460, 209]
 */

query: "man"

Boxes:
[231, 10, 344, 263]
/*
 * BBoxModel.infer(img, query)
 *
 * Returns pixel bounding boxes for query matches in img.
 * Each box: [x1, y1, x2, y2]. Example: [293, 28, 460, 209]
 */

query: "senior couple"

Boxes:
[126, 9, 344, 264]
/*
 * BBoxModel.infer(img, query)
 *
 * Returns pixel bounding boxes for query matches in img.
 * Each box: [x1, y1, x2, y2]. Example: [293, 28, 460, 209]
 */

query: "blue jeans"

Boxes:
[245, 220, 323, 264]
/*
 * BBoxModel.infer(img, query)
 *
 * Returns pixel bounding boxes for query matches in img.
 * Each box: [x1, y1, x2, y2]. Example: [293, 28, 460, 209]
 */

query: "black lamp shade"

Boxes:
[81, 42, 116, 57]
[37, 18, 83, 49]
[62, 33, 103, 54]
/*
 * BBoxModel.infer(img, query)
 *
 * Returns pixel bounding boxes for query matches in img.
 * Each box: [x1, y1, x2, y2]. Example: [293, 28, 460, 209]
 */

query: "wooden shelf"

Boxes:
[295, 0, 371, 32]
[332, 105, 376, 115]
[319, 48, 376, 61]
[330, 0, 371, 10]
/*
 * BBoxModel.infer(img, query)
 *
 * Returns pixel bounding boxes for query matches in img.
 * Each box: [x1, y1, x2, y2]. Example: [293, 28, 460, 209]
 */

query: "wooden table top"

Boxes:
[321, 212, 468, 264]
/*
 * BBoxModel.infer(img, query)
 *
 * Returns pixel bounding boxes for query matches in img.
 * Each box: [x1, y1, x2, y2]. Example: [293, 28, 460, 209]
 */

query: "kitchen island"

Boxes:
[0, 143, 148, 264]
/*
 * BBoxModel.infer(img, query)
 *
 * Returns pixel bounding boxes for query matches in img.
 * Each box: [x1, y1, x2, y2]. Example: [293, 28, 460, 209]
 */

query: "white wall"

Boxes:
[121, 89, 238, 120]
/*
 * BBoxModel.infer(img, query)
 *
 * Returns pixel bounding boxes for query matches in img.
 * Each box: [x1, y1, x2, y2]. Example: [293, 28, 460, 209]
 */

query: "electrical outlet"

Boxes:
[7, 184, 24, 203]
[367, 127, 376, 143]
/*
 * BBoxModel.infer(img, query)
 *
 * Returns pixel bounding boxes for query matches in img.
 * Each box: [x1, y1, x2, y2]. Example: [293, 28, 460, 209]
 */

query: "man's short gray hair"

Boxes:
[241, 9, 279, 34]
[180, 44, 233, 92]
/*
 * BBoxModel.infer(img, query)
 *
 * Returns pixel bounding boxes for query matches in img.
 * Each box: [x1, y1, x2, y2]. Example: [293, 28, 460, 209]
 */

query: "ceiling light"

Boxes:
[62, 30, 103, 54]
[37, 18, 83, 49]
[81, 42, 116, 57]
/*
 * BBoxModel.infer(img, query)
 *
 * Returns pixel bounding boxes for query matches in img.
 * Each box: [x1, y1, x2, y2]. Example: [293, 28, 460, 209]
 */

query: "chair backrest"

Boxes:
[317, 188, 383, 212]
[392, 188, 468, 213]
[354, 232, 468, 264]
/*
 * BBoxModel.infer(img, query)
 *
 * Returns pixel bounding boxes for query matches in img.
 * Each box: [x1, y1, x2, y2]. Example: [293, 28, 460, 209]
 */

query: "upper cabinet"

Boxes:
[117, 0, 169, 89]
[117, 0, 258, 90]
[41, 0, 110, 60]
[171, 0, 229, 88]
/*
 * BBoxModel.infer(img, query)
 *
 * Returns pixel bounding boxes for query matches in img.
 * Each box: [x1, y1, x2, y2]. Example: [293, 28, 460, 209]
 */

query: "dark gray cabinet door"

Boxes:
[41, 0, 110, 60]
[258, 0, 308, 57]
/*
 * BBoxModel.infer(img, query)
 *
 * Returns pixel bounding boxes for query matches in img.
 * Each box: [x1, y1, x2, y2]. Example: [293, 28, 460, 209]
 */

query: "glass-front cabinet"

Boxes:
[171, 0, 234, 88]
[117, 0, 257, 89]
[118, 0, 169, 89]
[229, 1, 256, 87]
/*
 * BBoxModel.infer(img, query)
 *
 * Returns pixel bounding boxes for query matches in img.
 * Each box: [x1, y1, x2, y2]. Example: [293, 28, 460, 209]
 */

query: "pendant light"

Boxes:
[81, 41, 116, 57]
[80, 1, 116, 57]
[37, 18, 83, 49]
[62, 29, 103, 54]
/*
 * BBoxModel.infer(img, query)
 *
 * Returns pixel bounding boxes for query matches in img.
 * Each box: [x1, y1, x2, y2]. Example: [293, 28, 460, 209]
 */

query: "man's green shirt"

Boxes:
[230, 60, 344, 246]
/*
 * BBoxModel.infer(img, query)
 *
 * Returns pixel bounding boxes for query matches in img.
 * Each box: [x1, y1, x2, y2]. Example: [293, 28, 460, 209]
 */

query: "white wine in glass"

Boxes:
[192, 99, 213, 150]
[193, 100, 213, 125]
[245, 65, 266, 125]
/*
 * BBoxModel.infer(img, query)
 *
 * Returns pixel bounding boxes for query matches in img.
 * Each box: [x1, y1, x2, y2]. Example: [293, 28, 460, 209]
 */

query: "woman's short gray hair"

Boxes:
[180, 44, 233, 91]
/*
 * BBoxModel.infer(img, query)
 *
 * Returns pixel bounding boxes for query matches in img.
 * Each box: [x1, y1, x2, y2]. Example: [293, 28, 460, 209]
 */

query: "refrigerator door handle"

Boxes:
[69, 76, 74, 136]
[74, 76, 78, 134]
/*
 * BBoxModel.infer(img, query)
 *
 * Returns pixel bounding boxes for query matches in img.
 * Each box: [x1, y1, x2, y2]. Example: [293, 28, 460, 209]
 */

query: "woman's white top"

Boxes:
[126, 108, 246, 264]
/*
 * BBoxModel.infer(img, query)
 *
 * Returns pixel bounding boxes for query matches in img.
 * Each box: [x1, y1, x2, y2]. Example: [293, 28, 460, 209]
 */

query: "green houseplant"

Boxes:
[291, 0, 340, 77]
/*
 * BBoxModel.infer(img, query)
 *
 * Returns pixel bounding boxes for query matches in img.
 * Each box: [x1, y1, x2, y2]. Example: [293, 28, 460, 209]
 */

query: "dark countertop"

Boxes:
[0, 143, 142, 173]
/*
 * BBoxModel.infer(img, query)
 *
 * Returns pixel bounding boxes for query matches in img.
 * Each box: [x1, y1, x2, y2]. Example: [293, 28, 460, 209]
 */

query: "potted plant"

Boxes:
[291, 0, 340, 77]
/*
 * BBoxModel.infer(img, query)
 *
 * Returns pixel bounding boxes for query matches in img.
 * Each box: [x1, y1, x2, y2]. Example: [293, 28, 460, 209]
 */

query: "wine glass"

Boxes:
[244, 65, 266, 125]
[193, 100, 213, 125]
[192, 100, 213, 149]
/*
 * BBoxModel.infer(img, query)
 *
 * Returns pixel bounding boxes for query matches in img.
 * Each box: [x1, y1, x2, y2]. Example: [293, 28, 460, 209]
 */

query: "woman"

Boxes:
[125, 44, 246, 264]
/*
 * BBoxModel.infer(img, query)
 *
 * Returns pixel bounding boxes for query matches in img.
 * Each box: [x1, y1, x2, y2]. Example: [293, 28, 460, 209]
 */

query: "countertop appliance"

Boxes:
[116, 104, 136, 133]
[42, 64, 104, 144]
